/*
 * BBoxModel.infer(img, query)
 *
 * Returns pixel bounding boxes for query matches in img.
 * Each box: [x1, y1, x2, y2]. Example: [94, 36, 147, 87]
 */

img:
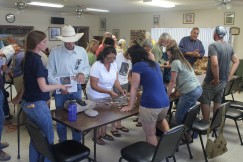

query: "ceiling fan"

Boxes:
[217, 0, 232, 9]
[61, 4, 109, 18]
[75, 8, 85, 18]
[15, 0, 31, 11]
[216, 0, 243, 9]
[60, 6, 87, 17]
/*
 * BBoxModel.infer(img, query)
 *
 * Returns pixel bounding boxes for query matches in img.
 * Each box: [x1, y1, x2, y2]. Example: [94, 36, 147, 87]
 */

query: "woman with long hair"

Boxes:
[13, 30, 67, 162]
[121, 45, 170, 146]
[166, 43, 202, 141]
[86, 39, 99, 66]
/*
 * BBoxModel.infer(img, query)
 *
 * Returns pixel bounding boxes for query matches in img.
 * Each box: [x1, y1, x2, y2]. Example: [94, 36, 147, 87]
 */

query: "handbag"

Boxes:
[205, 133, 227, 159]
[205, 104, 228, 159]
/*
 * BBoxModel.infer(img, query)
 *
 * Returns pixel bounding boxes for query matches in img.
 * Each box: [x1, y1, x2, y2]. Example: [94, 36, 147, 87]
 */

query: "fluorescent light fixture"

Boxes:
[142, 0, 175, 8]
[27, 1, 64, 8]
[86, 8, 109, 12]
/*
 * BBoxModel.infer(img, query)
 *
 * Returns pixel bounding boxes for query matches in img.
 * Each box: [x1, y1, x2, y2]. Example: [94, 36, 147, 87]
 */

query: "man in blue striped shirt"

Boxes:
[179, 27, 205, 66]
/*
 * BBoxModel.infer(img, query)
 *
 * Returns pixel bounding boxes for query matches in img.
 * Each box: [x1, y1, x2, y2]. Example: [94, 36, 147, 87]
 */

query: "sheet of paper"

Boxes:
[56, 75, 77, 94]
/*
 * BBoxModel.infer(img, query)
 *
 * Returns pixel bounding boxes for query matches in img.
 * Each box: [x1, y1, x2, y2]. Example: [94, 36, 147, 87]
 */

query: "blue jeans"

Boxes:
[0, 90, 5, 151]
[54, 84, 82, 142]
[21, 100, 54, 162]
[175, 86, 202, 124]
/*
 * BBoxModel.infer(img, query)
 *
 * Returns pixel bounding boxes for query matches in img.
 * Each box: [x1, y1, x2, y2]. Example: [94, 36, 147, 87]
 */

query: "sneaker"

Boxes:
[193, 132, 198, 139]
[0, 142, 9, 149]
[0, 151, 11, 161]
[101, 134, 114, 141]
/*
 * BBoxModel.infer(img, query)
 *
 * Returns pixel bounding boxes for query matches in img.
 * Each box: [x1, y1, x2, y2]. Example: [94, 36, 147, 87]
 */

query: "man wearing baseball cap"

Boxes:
[199, 26, 239, 121]
[47, 25, 90, 142]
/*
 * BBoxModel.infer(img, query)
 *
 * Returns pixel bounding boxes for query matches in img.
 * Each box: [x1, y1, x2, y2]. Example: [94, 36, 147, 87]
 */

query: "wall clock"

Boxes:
[6, 13, 15, 23]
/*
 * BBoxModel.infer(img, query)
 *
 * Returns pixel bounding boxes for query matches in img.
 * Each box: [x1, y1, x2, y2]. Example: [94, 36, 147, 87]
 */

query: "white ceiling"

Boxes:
[1, 0, 243, 15]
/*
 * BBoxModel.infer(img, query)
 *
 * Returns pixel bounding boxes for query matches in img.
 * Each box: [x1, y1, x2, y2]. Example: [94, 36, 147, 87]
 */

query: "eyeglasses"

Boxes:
[75, 59, 82, 70]
[106, 56, 116, 61]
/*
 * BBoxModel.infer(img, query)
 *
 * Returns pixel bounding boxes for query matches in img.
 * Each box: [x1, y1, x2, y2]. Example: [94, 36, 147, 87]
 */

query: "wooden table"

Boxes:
[51, 100, 139, 162]
[51, 94, 183, 161]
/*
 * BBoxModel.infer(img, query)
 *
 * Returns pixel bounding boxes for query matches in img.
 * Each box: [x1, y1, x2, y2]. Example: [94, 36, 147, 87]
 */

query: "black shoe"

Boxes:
[5, 115, 13, 120]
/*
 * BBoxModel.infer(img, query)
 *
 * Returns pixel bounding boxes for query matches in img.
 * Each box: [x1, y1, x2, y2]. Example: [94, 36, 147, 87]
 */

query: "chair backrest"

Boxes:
[25, 119, 56, 162]
[183, 104, 201, 131]
[152, 125, 185, 162]
[210, 102, 229, 131]
[224, 78, 235, 97]
[230, 76, 242, 95]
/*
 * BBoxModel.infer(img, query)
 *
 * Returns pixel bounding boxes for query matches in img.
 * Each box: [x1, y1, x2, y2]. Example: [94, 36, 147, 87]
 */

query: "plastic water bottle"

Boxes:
[68, 101, 77, 122]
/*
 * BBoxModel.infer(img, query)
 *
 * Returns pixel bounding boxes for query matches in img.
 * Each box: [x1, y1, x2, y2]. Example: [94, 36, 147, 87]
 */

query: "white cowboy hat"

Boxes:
[56, 25, 84, 42]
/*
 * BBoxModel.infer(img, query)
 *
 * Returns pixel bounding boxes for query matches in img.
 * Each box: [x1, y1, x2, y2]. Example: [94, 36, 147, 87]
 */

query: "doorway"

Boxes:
[74, 26, 89, 49]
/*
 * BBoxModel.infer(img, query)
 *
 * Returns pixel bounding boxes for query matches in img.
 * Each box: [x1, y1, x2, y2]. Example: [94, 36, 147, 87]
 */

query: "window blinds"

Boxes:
[151, 27, 230, 56]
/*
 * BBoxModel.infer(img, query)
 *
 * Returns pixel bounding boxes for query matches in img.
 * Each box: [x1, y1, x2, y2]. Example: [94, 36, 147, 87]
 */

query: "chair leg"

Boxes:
[173, 155, 176, 162]
[234, 120, 243, 145]
[198, 134, 208, 162]
[87, 157, 91, 162]
[119, 157, 123, 162]
[10, 84, 13, 101]
[184, 133, 193, 159]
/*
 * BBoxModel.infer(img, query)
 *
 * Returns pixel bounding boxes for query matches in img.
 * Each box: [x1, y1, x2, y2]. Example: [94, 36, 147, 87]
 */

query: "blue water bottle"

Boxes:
[68, 101, 77, 122]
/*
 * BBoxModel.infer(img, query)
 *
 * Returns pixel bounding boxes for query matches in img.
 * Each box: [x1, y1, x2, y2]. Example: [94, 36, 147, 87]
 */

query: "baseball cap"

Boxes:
[215, 26, 227, 38]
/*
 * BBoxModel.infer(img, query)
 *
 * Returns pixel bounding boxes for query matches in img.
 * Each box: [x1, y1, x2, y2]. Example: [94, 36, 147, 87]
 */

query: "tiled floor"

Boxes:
[2, 87, 243, 162]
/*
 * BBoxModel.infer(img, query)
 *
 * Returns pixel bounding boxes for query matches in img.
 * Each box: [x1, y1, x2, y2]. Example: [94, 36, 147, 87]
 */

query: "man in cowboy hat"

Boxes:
[47, 25, 90, 142]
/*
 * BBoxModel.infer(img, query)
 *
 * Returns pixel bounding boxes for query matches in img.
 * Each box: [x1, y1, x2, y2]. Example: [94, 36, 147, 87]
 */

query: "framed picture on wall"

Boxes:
[112, 29, 120, 40]
[183, 13, 195, 24]
[224, 12, 235, 25]
[100, 18, 106, 31]
[153, 15, 160, 26]
[48, 27, 61, 41]
[130, 30, 146, 45]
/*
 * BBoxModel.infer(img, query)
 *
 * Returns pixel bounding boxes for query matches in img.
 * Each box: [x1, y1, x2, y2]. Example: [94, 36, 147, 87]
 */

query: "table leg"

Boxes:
[168, 102, 173, 124]
[17, 108, 22, 159]
[82, 132, 85, 144]
[93, 128, 97, 162]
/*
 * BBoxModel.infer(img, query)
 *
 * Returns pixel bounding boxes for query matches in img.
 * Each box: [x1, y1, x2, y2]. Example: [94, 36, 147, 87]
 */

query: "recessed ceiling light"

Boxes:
[27, 1, 64, 8]
[142, 0, 175, 8]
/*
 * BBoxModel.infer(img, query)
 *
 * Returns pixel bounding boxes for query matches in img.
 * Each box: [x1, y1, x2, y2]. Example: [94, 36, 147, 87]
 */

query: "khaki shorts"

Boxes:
[139, 105, 169, 123]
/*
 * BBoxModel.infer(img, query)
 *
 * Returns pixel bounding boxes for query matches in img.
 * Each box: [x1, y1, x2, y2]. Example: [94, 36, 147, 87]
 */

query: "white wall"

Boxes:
[0, 7, 99, 49]
[103, 7, 243, 58]
[0, 6, 242, 58]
